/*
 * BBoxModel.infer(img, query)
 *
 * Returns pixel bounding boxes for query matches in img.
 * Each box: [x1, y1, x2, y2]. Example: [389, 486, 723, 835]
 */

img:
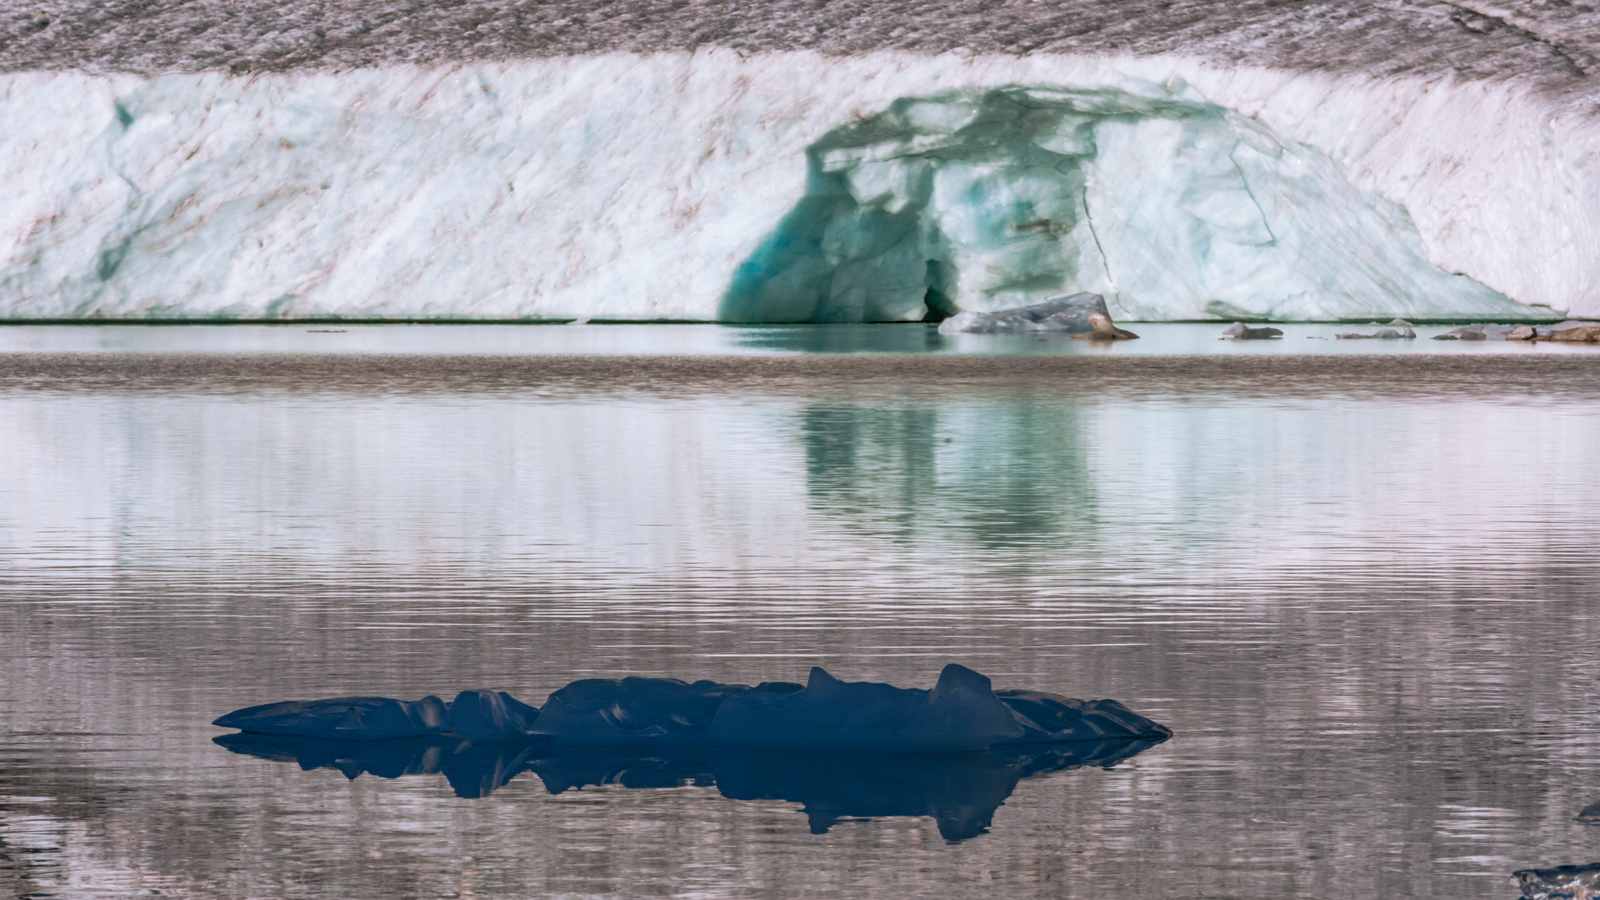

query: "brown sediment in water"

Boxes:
[0, 352, 1597, 402]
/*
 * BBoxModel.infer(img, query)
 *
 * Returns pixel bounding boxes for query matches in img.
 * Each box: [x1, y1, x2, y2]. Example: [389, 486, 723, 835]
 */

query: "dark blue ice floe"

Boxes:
[213, 664, 1171, 750]
[213, 689, 538, 742]
[213, 665, 1170, 841]
[212, 734, 1165, 841]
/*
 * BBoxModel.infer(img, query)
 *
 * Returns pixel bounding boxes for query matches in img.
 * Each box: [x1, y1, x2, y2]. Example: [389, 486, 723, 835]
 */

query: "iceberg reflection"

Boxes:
[213, 733, 1165, 841]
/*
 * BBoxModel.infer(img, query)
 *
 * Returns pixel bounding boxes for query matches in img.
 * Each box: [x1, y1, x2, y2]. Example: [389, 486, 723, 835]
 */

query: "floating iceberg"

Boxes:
[213, 732, 1165, 840]
[212, 663, 1170, 751]
[1220, 323, 1283, 340]
[213, 695, 450, 741]
[935, 293, 1136, 338]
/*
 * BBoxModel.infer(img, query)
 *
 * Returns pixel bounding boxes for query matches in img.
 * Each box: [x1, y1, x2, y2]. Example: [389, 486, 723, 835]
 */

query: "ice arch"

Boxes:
[719, 85, 1527, 323]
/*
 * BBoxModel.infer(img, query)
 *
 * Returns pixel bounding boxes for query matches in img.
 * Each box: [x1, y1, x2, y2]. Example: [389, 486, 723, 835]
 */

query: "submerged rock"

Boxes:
[213, 695, 449, 741]
[937, 293, 1138, 340]
[1513, 863, 1600, 900]
[1579, 802, 1600, 824]
[214, 664, 1171, 752]
[1220, 322, 1283, 340]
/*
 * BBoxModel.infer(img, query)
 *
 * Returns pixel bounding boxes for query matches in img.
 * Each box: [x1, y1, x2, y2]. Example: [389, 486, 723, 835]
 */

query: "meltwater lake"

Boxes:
[2, 324, 1598, 898]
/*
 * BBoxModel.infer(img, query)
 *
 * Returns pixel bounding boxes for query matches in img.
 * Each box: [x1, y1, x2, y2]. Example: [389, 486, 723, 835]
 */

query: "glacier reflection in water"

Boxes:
[2, 325, 1600, 899]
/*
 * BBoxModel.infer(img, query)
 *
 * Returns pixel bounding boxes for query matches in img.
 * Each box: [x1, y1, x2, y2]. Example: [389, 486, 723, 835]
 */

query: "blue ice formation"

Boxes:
[213, 663, 1170, 751]
[213, 732, 1165, 839]
[719, 85, 1530, 324]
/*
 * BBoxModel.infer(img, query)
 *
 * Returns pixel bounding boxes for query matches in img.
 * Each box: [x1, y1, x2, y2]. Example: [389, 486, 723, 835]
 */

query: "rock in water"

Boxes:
[1513, 863, 1600, 900]
[1580, 802, 1600, 824]
[1220, 322, 1284, 340]
[1541, 321, 1600, 342]
[937, 293, 1137, 339]
[213, 695, 449, 740]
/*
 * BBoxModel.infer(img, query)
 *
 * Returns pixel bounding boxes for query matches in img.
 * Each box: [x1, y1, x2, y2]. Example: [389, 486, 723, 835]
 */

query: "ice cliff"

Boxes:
[2, 5, 1597, 320]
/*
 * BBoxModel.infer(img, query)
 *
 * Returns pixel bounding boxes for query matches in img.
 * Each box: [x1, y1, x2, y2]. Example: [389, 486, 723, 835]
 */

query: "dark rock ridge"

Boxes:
[1513, 863, 1600, 900]
[937, 294, 1138, 340]
[1220, 323, 1283, 340]
[213, 732, 1166, 840]
[213, 663, 1171, 751]
[3, 0, 1596, 100]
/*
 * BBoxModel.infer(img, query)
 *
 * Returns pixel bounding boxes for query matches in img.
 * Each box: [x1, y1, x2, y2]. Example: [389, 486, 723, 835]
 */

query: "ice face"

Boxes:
[0, 57, 1594, 321]
[721, 85, 1523, 323]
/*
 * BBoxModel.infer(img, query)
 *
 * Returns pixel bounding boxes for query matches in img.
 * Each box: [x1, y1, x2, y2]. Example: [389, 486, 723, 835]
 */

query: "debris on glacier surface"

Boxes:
[936, 292, 1136, 338]
[213, 664, 1172, 751]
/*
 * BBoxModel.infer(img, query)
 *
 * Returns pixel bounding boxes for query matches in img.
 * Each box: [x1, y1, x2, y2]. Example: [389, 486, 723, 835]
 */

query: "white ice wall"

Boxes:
[1, 52, 1595, 320]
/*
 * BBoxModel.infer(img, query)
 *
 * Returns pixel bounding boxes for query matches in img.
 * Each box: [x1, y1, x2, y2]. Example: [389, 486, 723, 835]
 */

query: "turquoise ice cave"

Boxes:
[718, 84, 1529, 324]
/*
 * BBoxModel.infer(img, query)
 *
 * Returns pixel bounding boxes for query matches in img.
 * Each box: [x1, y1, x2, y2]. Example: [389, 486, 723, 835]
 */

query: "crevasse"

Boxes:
[0, 53, 1594, 321]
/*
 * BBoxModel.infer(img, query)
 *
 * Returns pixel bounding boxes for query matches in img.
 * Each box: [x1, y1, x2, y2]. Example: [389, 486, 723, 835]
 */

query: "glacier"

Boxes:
[1, 51, 1597, 321]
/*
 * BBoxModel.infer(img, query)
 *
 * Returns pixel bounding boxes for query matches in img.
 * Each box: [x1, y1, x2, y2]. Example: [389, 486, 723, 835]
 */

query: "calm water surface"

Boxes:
[1, 324, 1598, 899]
